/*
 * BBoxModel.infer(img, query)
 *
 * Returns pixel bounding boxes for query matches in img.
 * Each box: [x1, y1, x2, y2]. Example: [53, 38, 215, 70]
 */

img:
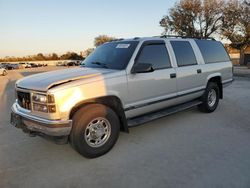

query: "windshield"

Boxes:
[82, 41, 139, 70]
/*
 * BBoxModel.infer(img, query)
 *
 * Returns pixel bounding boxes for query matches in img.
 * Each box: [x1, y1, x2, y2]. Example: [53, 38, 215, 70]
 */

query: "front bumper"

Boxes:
[11, 103, 72, 137]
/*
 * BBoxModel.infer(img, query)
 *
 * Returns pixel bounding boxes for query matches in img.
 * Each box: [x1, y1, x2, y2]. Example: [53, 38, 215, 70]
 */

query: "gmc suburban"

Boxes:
[11, 36, 233, 158]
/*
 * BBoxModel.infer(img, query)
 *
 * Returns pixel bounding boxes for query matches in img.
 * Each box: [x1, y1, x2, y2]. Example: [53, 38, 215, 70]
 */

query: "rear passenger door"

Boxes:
[170, 40, 204, 95]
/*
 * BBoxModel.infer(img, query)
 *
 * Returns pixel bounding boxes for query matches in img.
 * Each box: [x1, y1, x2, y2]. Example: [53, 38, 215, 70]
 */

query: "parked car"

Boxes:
[1, 63, 14, 70]
[56, 62, 64, 66]
[65, 61, 77, 66]
[19, 62, 31, 68]
[11, 36, 233, 158]
[29, 63, 39, 68]
[11, 63, 22, 69]
[4, 63, 21, 70]
[0, 65, 7, 76]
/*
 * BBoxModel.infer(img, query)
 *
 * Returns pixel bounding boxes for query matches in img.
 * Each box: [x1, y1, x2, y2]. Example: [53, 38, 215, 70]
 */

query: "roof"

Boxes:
[109, 36, 216, 43]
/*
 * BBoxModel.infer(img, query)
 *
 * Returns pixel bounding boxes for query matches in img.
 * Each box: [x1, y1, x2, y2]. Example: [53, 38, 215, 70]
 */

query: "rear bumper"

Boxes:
[11, 103, 72, 137]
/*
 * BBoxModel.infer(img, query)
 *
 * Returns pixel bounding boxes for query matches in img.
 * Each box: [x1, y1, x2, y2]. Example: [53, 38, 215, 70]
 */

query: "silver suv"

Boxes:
[11, 36, 233, 158]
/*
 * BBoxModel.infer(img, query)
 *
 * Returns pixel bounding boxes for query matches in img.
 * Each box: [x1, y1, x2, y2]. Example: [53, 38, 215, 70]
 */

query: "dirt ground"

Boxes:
[1, 66, 250, 188]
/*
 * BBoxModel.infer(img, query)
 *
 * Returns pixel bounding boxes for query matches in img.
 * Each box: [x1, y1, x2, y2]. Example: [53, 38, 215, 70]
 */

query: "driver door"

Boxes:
[125, 40, 177, 118]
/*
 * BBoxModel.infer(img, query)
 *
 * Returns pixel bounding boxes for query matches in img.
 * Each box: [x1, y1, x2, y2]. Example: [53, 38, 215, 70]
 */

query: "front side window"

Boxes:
[171, 41, 197, 67]
[136, 43, 171, 69]
[82, 41, 139, 70]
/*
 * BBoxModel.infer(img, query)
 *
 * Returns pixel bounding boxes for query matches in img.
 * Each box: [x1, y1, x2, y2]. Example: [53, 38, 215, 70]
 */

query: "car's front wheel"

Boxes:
[70, 104, 120, 158]
[198, 82, 220, 113]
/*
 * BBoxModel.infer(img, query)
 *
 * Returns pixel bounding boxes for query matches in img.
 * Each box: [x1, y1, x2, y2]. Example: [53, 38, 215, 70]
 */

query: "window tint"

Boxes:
[136, 43, 171, 69]
[171, 41, 197, 67]
[195, 40, 230, 63]
[83, 41, 139, 70]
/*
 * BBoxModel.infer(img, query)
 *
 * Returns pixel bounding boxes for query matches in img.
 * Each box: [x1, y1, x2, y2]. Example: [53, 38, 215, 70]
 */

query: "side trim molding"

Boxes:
[124, 88, 204, 111]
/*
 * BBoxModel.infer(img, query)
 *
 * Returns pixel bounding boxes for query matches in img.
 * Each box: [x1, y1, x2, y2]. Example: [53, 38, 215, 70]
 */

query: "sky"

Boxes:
[0, 0, 176, 58]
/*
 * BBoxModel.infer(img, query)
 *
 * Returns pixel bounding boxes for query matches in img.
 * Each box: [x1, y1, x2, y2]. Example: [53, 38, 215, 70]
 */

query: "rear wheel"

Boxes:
[70, 104, 120, 158]
[198, 82, 219, 113]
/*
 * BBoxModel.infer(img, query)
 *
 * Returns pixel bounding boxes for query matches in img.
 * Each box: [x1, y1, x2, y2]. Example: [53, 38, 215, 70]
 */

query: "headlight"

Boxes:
[32, 93, 56, 113]
[32, 93, 47, 103]
[32, 93, 55, 103]
[33, 103, 48, 113]
[33, 103, 56, 113]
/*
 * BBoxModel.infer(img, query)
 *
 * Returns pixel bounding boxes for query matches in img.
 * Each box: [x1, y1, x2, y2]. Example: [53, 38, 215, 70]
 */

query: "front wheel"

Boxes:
[198, 82, 220, 113]
[70, 104, 120, 158]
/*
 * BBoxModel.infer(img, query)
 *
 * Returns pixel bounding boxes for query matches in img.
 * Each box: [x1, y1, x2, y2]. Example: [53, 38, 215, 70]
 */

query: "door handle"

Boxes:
[170, 73, 176, 79]
[197, 69, 202, 74]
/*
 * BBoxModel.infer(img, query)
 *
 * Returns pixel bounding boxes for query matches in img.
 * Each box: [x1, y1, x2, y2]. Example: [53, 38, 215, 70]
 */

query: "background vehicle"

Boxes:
[56, 62, 64, 66]
[0, 65, 7, 76]
[19, 62, 31, 68]
[10, 63, 22, 69]
[65, 61, 77, 66]
[11, 36, 233, 158]
[29, 63, 39, 68]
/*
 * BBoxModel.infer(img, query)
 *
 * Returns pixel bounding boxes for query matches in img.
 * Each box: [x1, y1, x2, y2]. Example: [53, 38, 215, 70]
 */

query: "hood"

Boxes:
[17, 67, 116, 92]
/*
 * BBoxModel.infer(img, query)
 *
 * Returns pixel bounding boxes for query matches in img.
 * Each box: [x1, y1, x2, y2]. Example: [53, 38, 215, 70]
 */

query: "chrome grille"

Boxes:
[17, 91, 31, 110]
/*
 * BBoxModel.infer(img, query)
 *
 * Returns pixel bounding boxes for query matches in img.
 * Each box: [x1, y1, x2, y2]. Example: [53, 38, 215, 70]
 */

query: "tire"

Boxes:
[70, 104, 120, 158]
[2, 70, 7, 76]
[198, 82, 220, 113]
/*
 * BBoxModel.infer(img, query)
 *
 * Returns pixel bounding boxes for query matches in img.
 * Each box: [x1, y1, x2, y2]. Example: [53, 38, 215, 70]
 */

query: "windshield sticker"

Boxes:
[116, 44, 130, 48]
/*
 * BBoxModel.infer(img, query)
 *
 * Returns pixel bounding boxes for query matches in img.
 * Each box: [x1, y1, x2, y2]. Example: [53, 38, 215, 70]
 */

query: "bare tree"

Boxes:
[160, 0, 224, 38]
[222, 0, 250, 64]
[94, 35, 116, 47]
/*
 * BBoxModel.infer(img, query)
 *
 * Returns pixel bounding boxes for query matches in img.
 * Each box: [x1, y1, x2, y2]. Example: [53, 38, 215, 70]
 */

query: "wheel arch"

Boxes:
[69, 95, 129, 133]
[206, 75, 223, 99]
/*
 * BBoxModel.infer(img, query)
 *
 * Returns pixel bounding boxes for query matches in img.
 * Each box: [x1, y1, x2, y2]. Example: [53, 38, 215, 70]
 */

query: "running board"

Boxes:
[127, 100, 202, 127]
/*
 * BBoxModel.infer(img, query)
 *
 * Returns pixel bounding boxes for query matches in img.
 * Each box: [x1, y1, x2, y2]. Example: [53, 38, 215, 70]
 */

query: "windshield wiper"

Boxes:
[91, 61, 109, 69]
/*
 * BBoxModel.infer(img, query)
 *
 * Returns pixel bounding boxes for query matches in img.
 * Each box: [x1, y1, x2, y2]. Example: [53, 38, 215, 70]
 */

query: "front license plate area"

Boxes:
[10, 112, 23, 128]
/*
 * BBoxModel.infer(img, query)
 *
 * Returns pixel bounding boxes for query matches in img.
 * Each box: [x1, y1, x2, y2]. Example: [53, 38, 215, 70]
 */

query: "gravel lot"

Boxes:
[1, 67, 250, 188]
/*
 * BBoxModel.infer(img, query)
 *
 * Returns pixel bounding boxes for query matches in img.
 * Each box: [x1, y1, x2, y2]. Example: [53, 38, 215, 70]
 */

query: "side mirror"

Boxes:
[131, 63, 154, 74]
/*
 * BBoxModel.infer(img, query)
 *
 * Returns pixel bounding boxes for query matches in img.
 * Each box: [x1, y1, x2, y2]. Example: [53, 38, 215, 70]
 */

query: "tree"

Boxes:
[160, 0, 224, 38]
[221, 0, 250, 64]
[51, 53, 59, 60]
[60, 52, 83, 60]
[94, 35, 116, 47]
[83, 48, 94, 57]
[36, 53, 46, 61]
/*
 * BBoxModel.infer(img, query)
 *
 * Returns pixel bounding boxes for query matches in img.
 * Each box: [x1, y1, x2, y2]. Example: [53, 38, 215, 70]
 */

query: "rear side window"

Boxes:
[136, 43, 171, 69]
[171, 41, 197, 67]
[195, 40, 230, 63]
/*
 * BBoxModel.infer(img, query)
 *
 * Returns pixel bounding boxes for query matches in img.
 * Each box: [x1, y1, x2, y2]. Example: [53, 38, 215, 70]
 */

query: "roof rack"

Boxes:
[155, 35, 215, 41]
[110, 38, 124, 42]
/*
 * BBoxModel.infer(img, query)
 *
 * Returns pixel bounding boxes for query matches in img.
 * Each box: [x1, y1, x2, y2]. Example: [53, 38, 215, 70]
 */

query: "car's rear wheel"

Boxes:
[198, 82, 219, 113]
[70, 104, 120, 158]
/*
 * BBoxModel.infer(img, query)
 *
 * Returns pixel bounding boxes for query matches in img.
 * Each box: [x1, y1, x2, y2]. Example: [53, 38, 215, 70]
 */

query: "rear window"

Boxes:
[170, 41, 197, 67]
[195, 40, 230, 64]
